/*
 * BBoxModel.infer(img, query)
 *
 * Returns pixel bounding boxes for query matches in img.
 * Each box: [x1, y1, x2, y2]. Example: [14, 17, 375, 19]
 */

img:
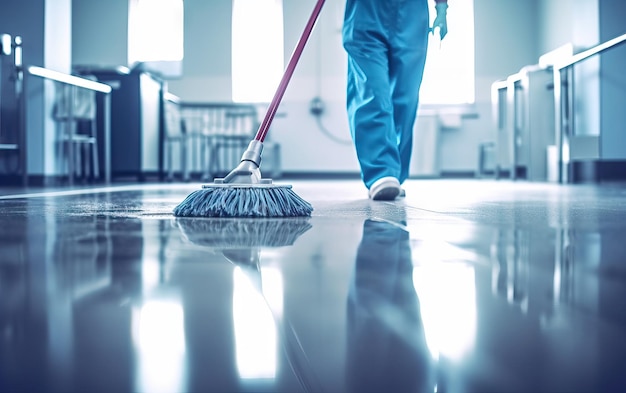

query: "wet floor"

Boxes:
[1, 179, 626, 392]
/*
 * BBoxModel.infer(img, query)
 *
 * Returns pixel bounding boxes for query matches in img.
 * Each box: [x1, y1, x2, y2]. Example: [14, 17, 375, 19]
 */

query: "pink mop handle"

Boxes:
[254, 0, 326, 142]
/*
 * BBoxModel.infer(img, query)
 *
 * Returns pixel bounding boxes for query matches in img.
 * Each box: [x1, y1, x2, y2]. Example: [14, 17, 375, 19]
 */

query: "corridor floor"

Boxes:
[1, 179, 625, 392]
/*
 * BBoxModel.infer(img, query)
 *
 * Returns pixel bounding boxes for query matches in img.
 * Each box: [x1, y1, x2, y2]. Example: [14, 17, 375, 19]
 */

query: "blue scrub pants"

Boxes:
[343, 0, 430, 189]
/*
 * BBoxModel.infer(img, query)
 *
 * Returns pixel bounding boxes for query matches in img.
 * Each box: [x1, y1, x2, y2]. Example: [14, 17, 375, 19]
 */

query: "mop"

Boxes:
[173, 0, 326, 218]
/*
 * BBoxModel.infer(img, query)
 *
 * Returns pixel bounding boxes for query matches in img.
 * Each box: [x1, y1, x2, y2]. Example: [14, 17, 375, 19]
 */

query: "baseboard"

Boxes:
[572, 160, 626, 183]
[438, 170, 477, 179]
[0, 174, 25, 186]
[0, 174, 65, 187]
[111, 171, 163, 182]
[0, 174, 113, 187]
[279, 172, 361, 180]
[278, 171, 478, 180]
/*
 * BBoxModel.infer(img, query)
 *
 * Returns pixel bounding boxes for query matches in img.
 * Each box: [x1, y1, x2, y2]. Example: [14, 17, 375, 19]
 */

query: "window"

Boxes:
[231, 0, 284, 103]
[420, 0, 475, 105]
[128, 0, 184, 65]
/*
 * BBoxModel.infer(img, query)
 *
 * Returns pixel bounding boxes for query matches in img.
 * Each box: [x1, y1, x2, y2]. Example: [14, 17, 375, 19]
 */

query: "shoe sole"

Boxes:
[371, 186, 400, 201]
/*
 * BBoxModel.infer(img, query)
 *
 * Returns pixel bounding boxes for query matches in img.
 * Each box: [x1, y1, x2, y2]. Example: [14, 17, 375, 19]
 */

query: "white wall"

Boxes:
[72, 0, 129, 68]
[271, 0, 356, 173]
[598, 0, 626, 160]
[538, 0, 599, 56]
[444, 0, 540, 173]
[166, 0, 233, 102]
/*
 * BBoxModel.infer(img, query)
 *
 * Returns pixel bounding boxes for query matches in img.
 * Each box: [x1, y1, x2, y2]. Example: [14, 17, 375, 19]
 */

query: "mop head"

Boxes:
[173, 184, 313, 218]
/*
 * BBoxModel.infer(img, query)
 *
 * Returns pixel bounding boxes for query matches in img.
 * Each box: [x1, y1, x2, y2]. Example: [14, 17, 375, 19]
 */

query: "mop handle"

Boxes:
[254, 0, 326, 142]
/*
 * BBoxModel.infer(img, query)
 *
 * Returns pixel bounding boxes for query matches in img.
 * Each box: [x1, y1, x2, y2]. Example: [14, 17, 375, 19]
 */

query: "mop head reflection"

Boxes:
[175, 217, 312, 249]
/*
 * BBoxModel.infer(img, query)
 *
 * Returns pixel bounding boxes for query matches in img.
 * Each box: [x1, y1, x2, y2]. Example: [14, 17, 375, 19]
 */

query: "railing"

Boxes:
[552, 32, 626, 183]
[27, 66, 113, 184]
[178, 102, 260, 180]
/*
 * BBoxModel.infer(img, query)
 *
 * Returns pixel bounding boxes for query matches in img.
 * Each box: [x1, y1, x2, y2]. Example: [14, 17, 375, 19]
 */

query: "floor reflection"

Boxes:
[175, 217, 313, 250]
[485, 225, 626, 391]
[346, 218, 434, 393]
[2, 180, 626, 392]
[232, 265, 278, 380]
[132, 299, 187, 393]
[172, 216, 312, 392]
[489, 226, 625, 325]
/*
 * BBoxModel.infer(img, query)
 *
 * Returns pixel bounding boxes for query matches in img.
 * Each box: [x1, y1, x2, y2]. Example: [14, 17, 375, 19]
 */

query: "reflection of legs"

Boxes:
[346, 219, 433, 392]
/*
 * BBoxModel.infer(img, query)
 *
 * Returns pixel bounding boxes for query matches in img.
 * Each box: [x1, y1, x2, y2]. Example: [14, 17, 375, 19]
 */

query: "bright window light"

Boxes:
[420, 0, 475, 105]
[232, 0, 284, 103]
[232, 267, 278, 379]
[132, 300, 187, 393]
[412, 259, 476, 362]
[128, 0, 184, 64]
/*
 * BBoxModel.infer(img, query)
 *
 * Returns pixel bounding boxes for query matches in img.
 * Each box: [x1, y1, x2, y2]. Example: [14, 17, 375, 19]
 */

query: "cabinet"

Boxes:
[80, 67, 164, 180]
[494, 65, 554, 181]
[0, 33, 25, 185]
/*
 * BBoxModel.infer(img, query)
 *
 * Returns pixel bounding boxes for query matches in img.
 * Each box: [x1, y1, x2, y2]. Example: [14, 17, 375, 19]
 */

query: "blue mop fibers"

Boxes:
[173, 186, 313, 218]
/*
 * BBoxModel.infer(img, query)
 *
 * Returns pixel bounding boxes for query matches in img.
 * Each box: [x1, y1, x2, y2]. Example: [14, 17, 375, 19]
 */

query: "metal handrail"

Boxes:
[553, 32, 626, 183]
[27, 66, 112, 184]
[28, 66, 112, 93]
[555, 32, 626, 70]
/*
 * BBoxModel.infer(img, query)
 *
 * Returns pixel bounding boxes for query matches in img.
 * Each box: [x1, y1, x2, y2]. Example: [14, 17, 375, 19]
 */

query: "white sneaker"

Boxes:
[369, 176, 401, 201]
[398, 188, 406, 198]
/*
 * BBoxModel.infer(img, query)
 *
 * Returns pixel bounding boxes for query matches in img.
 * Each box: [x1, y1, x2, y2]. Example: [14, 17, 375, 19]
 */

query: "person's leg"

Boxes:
[389, 0, 430, 184]
[343, 1, 400, 190]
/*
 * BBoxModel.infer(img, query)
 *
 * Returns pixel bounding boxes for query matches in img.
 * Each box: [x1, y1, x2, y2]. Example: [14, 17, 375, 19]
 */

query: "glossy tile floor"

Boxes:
[1, 179, 626, 393]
